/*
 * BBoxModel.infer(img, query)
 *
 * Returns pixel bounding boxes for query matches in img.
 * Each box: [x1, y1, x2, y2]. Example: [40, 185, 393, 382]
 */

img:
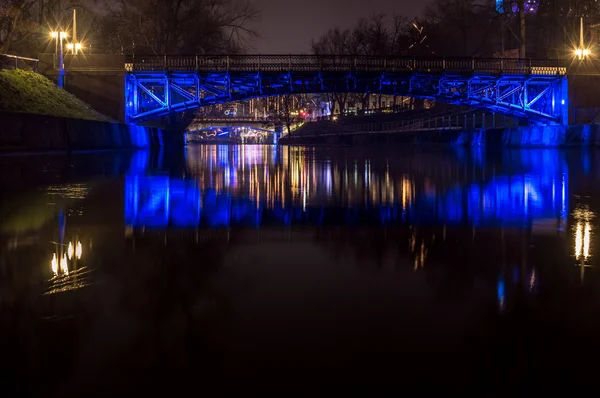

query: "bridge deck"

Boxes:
[126, 55, 566, 75]
[124, 55, 569, 125]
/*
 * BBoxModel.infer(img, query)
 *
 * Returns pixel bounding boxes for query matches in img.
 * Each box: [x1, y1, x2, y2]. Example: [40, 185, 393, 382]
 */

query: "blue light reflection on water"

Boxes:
[125, 147, 569, 229]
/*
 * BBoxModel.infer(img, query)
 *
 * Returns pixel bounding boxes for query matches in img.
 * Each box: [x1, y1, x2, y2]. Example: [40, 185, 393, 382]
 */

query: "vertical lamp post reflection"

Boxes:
[51, 253, 58, 275]
[60, 253, 69, 275]
[50, 31, 67, 88]
[574, 206, 594, 283]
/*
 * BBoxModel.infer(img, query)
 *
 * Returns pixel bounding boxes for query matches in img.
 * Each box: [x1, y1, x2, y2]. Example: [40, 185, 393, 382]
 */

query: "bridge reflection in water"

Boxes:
[125, 145, 568, 230]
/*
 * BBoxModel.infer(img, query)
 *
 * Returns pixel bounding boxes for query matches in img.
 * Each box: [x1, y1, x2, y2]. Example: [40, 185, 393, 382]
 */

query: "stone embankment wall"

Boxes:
[0, 111, 163, 152]
[280, 125, 600, 147]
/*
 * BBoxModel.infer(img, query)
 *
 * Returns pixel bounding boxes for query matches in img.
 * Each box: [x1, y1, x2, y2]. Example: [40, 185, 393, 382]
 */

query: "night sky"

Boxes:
[251, 0, 429, 54]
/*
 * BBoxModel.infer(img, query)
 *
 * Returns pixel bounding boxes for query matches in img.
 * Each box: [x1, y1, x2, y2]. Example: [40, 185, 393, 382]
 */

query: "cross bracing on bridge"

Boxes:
[125, 55, 569, 125]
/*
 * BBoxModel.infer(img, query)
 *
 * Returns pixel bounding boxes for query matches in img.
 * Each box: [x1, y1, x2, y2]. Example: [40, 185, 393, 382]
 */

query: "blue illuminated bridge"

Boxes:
[125, 55, 568, 125]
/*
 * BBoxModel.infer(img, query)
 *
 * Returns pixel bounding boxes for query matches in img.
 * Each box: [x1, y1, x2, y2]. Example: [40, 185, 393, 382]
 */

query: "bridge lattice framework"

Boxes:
[124, 55, 569, 125]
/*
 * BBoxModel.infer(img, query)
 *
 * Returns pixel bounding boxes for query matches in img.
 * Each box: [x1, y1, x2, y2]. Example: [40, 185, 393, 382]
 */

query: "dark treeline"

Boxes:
[312, 0, 600, 58]
[0, 0, 258, 55]
[2, 0, 600, 57]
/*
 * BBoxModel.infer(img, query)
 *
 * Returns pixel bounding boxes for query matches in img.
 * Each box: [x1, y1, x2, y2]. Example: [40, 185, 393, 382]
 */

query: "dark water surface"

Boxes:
[1, 145, 600, 393]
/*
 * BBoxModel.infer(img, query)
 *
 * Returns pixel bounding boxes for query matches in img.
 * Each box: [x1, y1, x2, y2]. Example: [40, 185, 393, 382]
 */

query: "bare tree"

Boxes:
[99, 0, 259, 54]
[311, 15, 412, 114]
[1, 0, 101, 55]
[274, 94, 299, 136]
[0, 0, 40, 53]
[421, 0, 497, 57]
[311, 28, 352, 114]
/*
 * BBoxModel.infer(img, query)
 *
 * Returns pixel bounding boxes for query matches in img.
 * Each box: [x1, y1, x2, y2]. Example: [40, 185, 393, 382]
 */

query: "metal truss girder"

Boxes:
[526, 85, 551, 108]
[471, 84, 495, 96]
[138, 81, 166, 107]
[126, 71, 568, 125]
[497, 85, 522, 102]
[200, 83, 227, 97]
[134, 108, 169, 121]
[170, 82, 197, 101]
[439, 79, 467, 90]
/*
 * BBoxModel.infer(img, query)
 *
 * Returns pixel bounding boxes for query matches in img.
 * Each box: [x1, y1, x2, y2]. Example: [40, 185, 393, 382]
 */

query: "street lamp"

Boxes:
[574, 17, 591, 60]
[50, 30, 67, 87]
[66, 9, 83, 55]
[66, 42, 83, 54]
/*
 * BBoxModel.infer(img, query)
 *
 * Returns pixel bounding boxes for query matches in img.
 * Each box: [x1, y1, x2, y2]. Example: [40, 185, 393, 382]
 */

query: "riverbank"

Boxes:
[0, 69, 110, 121]
[0, 69, 165, 152]
[0, 111, 163, 152]
[280, 124, 600, 147]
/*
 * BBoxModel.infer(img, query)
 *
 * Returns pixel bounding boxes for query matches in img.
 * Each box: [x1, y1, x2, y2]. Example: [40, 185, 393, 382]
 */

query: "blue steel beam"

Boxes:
[124, 55, 568, 125]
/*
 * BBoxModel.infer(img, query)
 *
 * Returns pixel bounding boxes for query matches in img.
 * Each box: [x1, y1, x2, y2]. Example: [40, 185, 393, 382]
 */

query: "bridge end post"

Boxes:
[124, 74, 137, 124]
[560, 76, 569, 126]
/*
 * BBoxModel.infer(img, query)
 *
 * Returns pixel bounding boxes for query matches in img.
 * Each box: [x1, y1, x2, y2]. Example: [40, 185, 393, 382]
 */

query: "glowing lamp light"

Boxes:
[67, 241, 74, 260]
[574, 48, 591, 60]
[51, 253, 58, 275]
[60, 254, 69, 275]
[67, 42, 83, 53]
[50, 31, 67, 39]
[76, 241, 82, 259]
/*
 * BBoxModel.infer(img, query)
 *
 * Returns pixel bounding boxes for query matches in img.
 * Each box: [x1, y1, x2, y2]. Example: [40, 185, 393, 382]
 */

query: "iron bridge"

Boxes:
[125, 55, 569, 125]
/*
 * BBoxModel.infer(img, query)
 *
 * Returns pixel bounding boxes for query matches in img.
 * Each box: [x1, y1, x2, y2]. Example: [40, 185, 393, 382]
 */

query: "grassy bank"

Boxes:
[0, 69, 110, 122]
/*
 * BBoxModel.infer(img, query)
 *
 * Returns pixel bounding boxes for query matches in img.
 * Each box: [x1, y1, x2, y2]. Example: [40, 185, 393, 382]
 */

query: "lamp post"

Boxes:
[73, 8, 77, 54]
[575, 17, 591, 60]
[518, 0, 526, 58]
[51, 30, 67, 87]
[67, 8, 83, 55]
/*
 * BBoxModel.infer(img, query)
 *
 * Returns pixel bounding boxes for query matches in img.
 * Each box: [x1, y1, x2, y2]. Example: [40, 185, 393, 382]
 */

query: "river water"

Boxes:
[1, 145, 599, 392]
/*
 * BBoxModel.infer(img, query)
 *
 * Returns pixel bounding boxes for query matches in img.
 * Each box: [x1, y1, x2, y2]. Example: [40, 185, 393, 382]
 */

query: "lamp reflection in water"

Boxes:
[60, 253, 68, 275]
[573, 205, 595, 283]
[67, 241, 74, 260]
[75, 241, 82, 259]
[497, 276, 506, 312]
[52, 240, 82, 276]
[51, 253, 58, 275]
[48, 239, 90, 294]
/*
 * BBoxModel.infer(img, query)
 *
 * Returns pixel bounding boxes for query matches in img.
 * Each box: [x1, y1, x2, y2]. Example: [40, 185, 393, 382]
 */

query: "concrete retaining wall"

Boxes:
[0, 111, 162, 152]
[38, 53, 127, 122]
[280, 124, 600, 147]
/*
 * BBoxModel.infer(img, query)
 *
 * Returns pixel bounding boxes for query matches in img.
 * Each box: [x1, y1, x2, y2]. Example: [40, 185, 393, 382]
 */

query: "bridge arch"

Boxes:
[125, 55, 568, 125]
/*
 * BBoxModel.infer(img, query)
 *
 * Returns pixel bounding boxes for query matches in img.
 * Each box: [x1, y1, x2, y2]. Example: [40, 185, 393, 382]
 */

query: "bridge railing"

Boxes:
[0, 53, 39, 72]
[296, 112, 517, 138]
[126, 55, 567, 75]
